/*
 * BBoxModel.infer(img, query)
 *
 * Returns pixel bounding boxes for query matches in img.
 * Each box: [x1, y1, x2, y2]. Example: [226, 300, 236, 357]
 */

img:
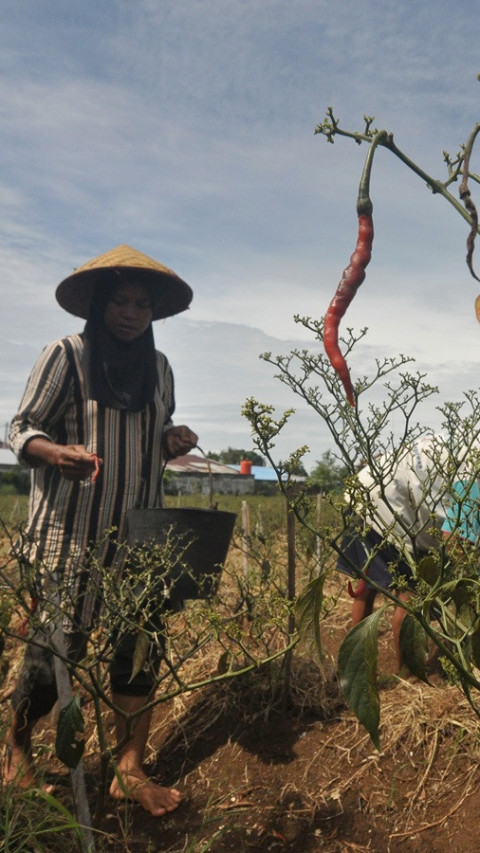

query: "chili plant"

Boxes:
[0, 509, 306, 837]
[243, 318, 480, 748]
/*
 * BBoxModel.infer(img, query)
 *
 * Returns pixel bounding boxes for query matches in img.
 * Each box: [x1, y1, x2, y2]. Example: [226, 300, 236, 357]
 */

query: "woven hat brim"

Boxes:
[56, 266, 193, 320]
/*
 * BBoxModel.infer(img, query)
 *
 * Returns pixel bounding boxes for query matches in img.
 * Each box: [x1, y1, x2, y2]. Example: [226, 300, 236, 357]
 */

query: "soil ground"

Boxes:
[122, 593, 480, 853]
[4, 569, 480, 853]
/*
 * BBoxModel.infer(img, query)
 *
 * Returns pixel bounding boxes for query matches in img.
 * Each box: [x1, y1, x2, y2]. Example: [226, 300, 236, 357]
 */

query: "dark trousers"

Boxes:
[336, 524, 415, 591]
[12, 625, 164, 725]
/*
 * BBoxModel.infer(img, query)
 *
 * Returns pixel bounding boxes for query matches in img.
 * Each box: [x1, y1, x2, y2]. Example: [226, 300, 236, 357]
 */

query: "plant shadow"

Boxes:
[151, 658, 344, 783]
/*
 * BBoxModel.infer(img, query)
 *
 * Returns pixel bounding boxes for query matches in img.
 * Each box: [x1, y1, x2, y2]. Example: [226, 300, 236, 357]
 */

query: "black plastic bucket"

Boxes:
[126, 507, 237, 599]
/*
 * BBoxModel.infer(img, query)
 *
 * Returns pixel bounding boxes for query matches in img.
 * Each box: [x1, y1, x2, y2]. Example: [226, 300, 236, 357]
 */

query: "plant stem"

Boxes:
[384, 134, 475, 225]
[322, 119, 480, 231]
[357, 130, 388, 214]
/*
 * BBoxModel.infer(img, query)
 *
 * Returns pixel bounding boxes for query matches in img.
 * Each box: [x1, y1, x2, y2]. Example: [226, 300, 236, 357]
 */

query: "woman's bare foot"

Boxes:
[109, 767, 183, 817]
[3, 740, 33, 786]
[2, 738, 54, 793]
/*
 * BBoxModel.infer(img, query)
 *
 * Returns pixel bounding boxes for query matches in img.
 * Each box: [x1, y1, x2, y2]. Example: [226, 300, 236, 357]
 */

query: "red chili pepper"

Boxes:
[323, 131, 387, 406]
[19, 597, 39, 638]
[347, 578, 367, 599]
[323, 211, 373, 406]
[91, 454, 101, 482]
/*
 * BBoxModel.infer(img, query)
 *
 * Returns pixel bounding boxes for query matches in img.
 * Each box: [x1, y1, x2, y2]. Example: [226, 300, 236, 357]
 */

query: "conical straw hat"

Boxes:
[56, 244, 193, 320]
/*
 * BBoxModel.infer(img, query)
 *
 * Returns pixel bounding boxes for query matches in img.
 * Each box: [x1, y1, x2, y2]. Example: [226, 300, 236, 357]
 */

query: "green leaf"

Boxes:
[129, 629, 150, 682]
[416, 555, 439, 586]
[55, 695, 85, 769]
[338, 607, 385, 750]
[399, 613, 429, 682]
[21, 789, 84, 840]
[451, 579, 477, 628]
[470, 620, 480, 668]
[295, 573, 327, 662]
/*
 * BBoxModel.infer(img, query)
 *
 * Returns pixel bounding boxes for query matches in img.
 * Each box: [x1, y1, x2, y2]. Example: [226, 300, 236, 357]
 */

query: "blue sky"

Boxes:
[2, 1, 480, 467]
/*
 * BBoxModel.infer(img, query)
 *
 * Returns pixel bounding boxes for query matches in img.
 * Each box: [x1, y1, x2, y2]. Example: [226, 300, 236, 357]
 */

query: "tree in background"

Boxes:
[0, 467, 30, 495]
[207, 447, 266, 466]
[308, 450, 348, 493]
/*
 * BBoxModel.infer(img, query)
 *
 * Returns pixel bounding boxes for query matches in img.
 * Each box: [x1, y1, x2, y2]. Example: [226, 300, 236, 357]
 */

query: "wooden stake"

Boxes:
[242, 500, 250, 577]
[52, 611, 96, 852]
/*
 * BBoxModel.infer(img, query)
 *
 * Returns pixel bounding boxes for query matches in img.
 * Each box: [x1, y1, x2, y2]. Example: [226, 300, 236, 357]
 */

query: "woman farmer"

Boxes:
[3, 244, 198, 817]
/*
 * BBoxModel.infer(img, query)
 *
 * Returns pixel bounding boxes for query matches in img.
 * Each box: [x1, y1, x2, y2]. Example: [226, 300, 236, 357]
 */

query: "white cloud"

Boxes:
[2, 0, 480, 470]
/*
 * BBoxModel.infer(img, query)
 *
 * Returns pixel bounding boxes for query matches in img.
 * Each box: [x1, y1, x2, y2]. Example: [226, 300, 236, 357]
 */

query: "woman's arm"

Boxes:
[10, 339, 102, 480]
[23, 436, 101, 480]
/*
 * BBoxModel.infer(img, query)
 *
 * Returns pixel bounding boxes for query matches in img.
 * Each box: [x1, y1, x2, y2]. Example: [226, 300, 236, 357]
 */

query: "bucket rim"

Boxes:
[127, 507, 237, 518]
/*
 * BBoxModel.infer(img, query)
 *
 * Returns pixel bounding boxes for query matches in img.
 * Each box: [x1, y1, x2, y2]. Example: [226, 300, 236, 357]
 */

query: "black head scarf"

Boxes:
[83, 273, 158, 411]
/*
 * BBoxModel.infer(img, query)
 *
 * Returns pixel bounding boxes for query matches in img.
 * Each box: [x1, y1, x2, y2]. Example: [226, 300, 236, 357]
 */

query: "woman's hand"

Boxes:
[163, 425, 198, 459]
[24, 438, 103, 481]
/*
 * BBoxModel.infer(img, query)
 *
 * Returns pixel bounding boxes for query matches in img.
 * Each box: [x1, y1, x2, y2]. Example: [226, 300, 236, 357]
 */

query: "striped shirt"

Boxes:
[9, 333, 175, 623]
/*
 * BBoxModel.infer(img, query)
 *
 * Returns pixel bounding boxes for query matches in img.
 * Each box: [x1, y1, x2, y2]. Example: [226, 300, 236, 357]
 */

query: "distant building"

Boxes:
[0, 448, 300, 497]
[230, 464, 306, 495]
[231, 464, 279, 482]
[165, 453, 254, 496]
[166, 456, 307, 497]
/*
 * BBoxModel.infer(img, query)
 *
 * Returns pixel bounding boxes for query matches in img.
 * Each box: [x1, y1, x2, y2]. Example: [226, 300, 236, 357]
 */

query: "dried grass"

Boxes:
[3, 516, 480, 850]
